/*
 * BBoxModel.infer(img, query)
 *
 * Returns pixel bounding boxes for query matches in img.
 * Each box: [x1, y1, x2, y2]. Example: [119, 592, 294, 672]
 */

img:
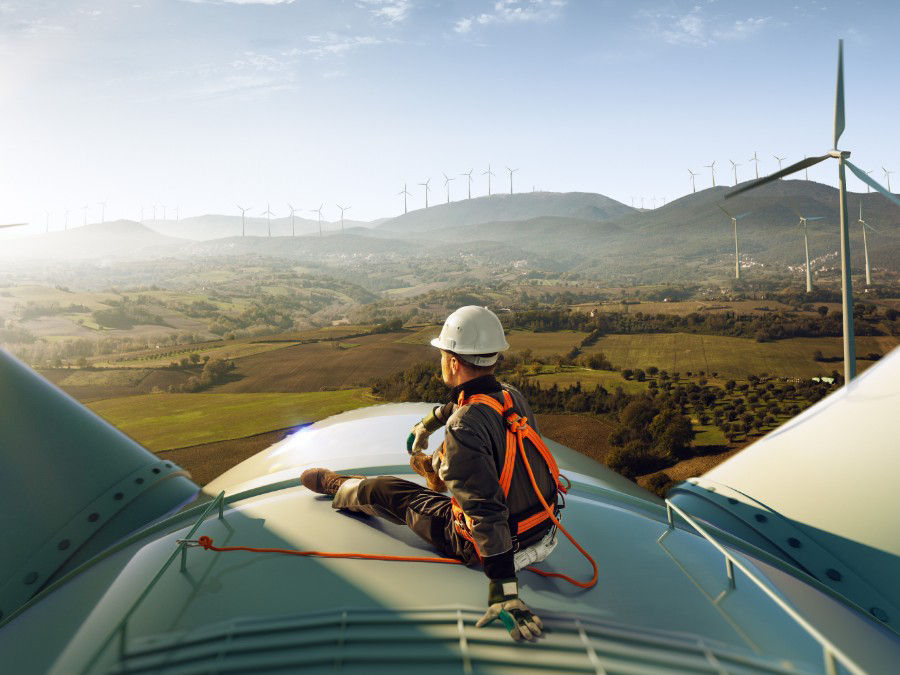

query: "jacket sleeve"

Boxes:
[438, 407, 515, 578]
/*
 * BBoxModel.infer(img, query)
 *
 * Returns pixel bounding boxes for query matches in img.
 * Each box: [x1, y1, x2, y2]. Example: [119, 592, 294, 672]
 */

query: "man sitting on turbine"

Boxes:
[302, 306, 562, 642]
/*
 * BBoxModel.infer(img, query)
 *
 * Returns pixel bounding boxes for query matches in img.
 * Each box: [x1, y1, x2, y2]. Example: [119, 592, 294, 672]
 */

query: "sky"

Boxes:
[1, 0, 899, 234]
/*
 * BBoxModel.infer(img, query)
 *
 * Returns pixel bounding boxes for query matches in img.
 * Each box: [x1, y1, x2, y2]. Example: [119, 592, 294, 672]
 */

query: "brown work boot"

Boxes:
[300, 468, 361, 496]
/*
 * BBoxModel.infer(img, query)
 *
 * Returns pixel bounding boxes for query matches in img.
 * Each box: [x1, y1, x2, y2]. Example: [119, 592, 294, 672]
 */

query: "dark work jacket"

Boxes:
[429, 375, 556, 579]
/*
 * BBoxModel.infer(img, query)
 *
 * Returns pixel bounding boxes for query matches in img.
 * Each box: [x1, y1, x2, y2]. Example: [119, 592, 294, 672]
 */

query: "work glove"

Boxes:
[476, 578, 543, 642]
[405, 407, 442, 455]
[409, 450, 447, 493]
[406, 421, 431, 455]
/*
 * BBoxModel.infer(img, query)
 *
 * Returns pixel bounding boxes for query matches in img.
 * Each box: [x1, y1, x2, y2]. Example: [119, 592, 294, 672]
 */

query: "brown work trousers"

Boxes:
[332, 476, 480, 566]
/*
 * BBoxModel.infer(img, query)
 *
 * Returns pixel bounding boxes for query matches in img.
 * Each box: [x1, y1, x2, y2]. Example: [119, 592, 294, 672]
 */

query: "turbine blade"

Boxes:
[717, 204, 733, 219]
[845, 160, 900, 207]
[0, 222, 28, 229]
[736, 211, 752, 219]
[807, 216, 825, 221]
[834, 39, 845, 149]
[725, 154, 831, 199]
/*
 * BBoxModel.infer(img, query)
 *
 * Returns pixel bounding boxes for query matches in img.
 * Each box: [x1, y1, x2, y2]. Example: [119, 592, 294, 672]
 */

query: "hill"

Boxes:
[422, 181, 900, 275]
[145, 214, 377, 241]
[378, 191, 635, 233]
[0, 220, 184, 260]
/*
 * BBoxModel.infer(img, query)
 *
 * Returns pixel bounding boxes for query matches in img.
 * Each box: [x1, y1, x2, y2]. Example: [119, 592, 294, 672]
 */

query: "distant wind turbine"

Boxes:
[287, 204, 298, 237]
[64, 209, 69, 231]
[336, 204, 350, 231]
[152, 205, 157, 221]
[882, 166, 893, 192]
[442, 172, 455, 203]
[729, 160, 741, 186]
[858, 203, 875, 286]
[460, 169, 474, 199]
[262, 203, 275, 237]
[506, 166, 518, 195]
[796, 214, 825, 293]
[161, 205, 167, 221]
[309, 204, 325, 236]
[863, 169, 873, 192]
[98, 201, 106, 223]
[704, 161, 716, 187]
[773, 155, 786, 172]
[174, 206, 180, 222]
[236, 204, 251, 237]
[419, 179, 431, 208]
[718, 204, 751, 280]
[688, 169, 698, 193]
[398, 183, 411, 214]
[483, 164, 495, 196]
[727, 40, 900, 381]
[82, 205, 88, 227]
[139, 205, 145, 223]
[45, 211, 50, 233]
[749, 151, 760, 179]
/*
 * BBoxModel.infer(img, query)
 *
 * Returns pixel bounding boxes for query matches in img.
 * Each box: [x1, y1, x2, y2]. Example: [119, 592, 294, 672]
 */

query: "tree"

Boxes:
[817, 305, 828, 317]
[622, 368, 634, 380]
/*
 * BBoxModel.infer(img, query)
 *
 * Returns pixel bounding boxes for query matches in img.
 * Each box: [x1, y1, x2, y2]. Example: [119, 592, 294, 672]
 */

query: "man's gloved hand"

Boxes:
[476, 578, 543, 642]
[406, 421, 431, 455]
[409, 450, 447, 493]
[406, 407, 443, 455]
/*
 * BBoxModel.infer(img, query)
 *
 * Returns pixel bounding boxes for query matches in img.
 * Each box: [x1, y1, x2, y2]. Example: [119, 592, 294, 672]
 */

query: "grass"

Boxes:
[529, 367, 649, 395]
[506, 329, 588, 356]
[584, 333, 898, 379]
[102, 340, 298, 368]
[87, 389, 376, 451]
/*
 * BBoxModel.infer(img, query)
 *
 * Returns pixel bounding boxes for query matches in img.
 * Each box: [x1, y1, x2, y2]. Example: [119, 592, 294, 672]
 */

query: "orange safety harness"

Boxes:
[190, 389, 598, 590]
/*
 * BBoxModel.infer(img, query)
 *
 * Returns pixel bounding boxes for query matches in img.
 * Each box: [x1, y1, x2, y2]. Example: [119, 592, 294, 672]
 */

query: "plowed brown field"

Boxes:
[213, 331, 433, 393]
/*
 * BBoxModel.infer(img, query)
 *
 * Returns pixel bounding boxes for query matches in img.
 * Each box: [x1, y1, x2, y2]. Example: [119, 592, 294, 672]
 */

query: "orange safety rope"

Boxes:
[192, 535, 464, 566]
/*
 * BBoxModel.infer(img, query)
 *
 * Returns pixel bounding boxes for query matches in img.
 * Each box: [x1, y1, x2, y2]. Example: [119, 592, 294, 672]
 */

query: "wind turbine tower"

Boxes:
[858, 204, 873, 286]
[287, 204, 298, 237]
[45, 211, 50, 233]
[460, 169, 473, 199]
[336, 204, 350, 232]
[749, 151, 760, 179]
[82, 205, 88, 227]
[719, 205, 750, 281]
[729, 160, 741, 186]
[419, 179, 431, 208]
[442, 172, 455, 203]
[398, 183, 411, 214]
[705, 161, 716, 187]
[727, 40, 900, 381]
[262, 203, 275, 237]
[483, 164, 495, 196]
[688, 169, 698, 193]
[162, 205, 167, 221]
[883, 167, 893, 192]
[774, 155, 786, 171]
[309, 204, 325, 236]
[174, 206, 180, 222]
[797, 215, 824, 293]
[64, 209, 69, 231]
[506, 166, 518, 195]
[236, 204, 251, 237]
[98, 201, 106, 224]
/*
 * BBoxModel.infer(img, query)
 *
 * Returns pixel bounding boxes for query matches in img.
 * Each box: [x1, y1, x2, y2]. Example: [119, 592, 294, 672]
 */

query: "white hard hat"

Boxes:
[430, 306, 509, 366]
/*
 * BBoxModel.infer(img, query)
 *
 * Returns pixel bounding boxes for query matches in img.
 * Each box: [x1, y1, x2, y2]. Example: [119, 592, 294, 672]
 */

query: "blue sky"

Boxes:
[1, 0, 898, 232]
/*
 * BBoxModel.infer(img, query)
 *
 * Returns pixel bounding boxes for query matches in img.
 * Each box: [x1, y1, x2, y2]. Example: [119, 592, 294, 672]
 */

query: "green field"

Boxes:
[87, 389, 376, 451]
[506, 329, 588, 356]
[529, 368, 650, 395]
[584, 333, 898, 379]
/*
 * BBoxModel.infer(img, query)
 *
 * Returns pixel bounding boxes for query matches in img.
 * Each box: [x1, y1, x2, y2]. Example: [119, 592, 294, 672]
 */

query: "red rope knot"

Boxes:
[557, 474, 571, 494]
[198, 536, 214, 549]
